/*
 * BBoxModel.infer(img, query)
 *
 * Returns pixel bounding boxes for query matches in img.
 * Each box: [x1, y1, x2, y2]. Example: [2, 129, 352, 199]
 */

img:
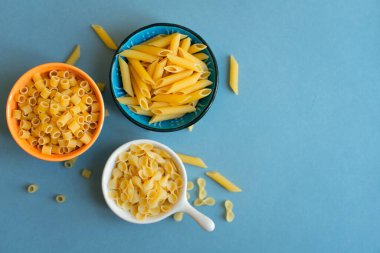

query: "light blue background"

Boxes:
[0, 0, 379, 252]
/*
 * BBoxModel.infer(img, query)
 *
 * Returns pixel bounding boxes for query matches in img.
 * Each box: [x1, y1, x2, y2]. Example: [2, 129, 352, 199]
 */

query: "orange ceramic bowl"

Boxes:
[6, 63, 105, 162]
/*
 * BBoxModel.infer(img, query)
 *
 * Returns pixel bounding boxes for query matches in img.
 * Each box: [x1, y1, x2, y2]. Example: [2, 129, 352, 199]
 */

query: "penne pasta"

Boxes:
[179, 37, 191, 51]
[150, 105, 195, 116]
[177, 79, 212, 95]
[131, 75, 149, 111]
[164, 66, 185, 73]
[118, 56, 134, 96]
[183, 88, 212, 104]
[193, 53, 209, 61]
[149, 113, 184, 124]
[188, 43, 207, 54]
[166, 72, 201, 93]
[128, 105, 153, 116]
[188, 125, 194, 132]
[119, 49, 159, 63]
[153, 58, 167, 81]
[155, 69, 193, 88]
[166, 54, 202, 72]
[206, 171, 242, 192]
[147, 60, 158, 77]
[130, 66, 151, 98]
[151, 94, 189, 105]
[65, 45, 80, 65]
[169, 33, 181, 56]
[131, 44, 172, 56]
[91, 24, 118, 50]
[117, 96, 138, 105]
[229, 55, 239, 95]
[176, 153, 207, 168]
[178, 48, 208, 71]
[128, 59, 155, 86]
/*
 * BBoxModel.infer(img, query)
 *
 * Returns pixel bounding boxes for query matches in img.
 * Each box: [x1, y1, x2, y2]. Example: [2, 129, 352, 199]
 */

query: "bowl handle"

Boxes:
[181, 201, 215, 232]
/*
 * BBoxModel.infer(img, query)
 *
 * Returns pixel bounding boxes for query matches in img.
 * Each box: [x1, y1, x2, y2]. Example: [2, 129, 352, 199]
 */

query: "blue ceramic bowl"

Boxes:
[110, 23, 218, 132]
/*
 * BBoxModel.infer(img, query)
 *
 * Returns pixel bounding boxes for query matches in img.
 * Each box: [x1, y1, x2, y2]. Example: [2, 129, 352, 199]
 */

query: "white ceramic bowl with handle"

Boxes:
[102, 139, 215, 232]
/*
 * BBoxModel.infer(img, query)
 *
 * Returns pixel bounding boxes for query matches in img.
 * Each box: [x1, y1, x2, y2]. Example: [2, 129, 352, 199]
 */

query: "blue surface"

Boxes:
[0, 0, 380, 252]
[110, 23, 218, 131]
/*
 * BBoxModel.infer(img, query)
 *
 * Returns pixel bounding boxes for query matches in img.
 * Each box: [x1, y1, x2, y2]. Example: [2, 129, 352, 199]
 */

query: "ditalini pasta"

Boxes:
[229, 55, 238, 95]
[65, 45, 80, 65]
[96, 82, 105, 92]
[115, 32, 213, 123]
[91, 24, 118, 50]
[81, 168, 92, 179]
[64, 157, 77, 168]
[55, 194, 66, 203]
[12, 70, 101, 156]
[108, 143, 183, 220]
[27, 184, 38, 193]
[177, 153, 207, 168]
[224, 200, 235, 222]
[205, 171, 242, 192]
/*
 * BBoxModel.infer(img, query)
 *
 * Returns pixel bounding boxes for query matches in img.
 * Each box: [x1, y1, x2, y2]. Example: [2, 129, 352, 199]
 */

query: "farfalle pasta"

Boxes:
[108, 143, 182, 220]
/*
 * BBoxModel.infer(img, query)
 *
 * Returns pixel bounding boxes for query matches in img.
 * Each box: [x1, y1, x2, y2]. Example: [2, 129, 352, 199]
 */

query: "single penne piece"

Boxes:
[147, 60, 158, 78]
[177, 79, 212, 95]
[206, 171, 242, 192]
[150, 101, 169, 109]
[129, 65, 151, 98]
[188, 43, 207, 54]
[200, 71, 211, 79]
[188, 125, 194, 132]
[131, 75, 149, 110]
[169, 33, 181, 56]
[128, 59, 155, 86]
[131, 44, 172, 56]
[155, 69, 193, 88]
[152, 94, 189, 105]
[91, 24, 118, 50]
[150, 105, 195, 115]
[178, 48, 208, 71]
[153, 58, 167, 82]
[193, 53, 209, 61]
[117, 96, 138, 105]
[119, 49, 159, 63]
[118, 56, 134, 96]
[229, 55, 239, 95]
[128, 105, 153, 116]
[65, 45, 80, 65]
[149, 113, 185, 124]
[179, 37, 191, 51]
[164, 65, 185, 73]
[176, 153, 207, 168]
[148, 34, 187, 48]
[183, 88, 212, 104]
[142, 34, 167, 45]
[166, 54, 202, 72]
[166, 72, 201, 93]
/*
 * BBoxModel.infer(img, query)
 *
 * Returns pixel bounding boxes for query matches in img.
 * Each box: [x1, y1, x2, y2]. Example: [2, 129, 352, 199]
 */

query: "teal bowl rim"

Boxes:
[109, 23, 219, 132]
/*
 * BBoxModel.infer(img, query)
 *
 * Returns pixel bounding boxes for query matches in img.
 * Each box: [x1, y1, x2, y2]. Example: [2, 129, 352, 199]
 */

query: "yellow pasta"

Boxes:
[229, 55, 239, 95]
[115, 32, 213, 124]
[91, 24, 118, 50]
[225, 200, 235, 222]
[55, 194, 66, 203]
[173, 212, 184, 222]
[187, 181, 194, 190]
[177, 153, 207, 168]
[65, 45, 80, 65]
[27, 184, 38, 193]
[108, 143, 182, 220]
[64, 157, 77, 168]
[81, 168, 92, 179]
[188, 125, 194, 132]
[119, 49, 159, 63]
[96, 82, 105, 92]
[118, 56, 134, 97]
[205, 171, 242, 192]
[193, 53, 209, 61]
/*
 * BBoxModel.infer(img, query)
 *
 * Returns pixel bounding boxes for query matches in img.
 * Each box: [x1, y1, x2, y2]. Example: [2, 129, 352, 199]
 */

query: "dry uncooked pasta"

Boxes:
[81, 168, 92, 179]
[64, 157, 77, 168]
[56, 194, 66, 203]
[12, 70, 101, 155]
[108, 143, 183, 220]
[225, 200, 235, 222]
[27, 184, 38, 193]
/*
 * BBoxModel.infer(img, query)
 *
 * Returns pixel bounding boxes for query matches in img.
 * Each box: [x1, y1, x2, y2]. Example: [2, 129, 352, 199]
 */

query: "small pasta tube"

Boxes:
[118, 56, 134, 97]
[178, 48, 208, 71]
[153, 58, 167, 81]
[164, 66, 185, 73]
[27, 184, 38, 193]
[177, 153, 207, 168]
[166, 54, 202, 72]
[188, 125, 194, 132]
[64, 157, 78, 168]
[179, 37, 191, 51]
[166, 72, 201, 93]
[55, 194, 66, 203]
[91, 24, 118, 50]
[183, 88, 212, 104]
[119, 49, 159, 63]
[193, 53, 209, 61]
[151, 105, 195, 116]
[65, 45, 80, 65]
[128, 59, 155, 86]
[81, 168, 92, 179]
[206, 171, 242, 192]
[128, 105, 153, 116]
[131, 44, 171, 57]
[155, 69, 193, 88]
[188, 43, 207, 54]
[116, 96, 138, 106]
[148, 113, 184, 124]
[151, 94, 189, 105]
[229, 55, 239, 95]
[169, 33, 181, 56]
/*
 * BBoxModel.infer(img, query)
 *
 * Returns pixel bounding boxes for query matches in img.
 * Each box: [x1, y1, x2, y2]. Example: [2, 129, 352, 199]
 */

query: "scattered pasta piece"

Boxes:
[193, 198, 203, 206]
[186, 192, 190, 200]
[27, 184, 38, 193]
[177, 153, 207, 168]
[197, 177, 207, 200]
[225, 200, 235, 222]
[65, 45, 80, 65]
[81, 168, 92, 179]
[229, 55, 238, 95]
[187, 181, 194, 190]
[12, 70, 101, 156]
[199, 188, 207, 200]
[64, 157, 77, 168]
[55, 194, 66, 203]
[193, 197, 215, 206]
[173, 212, 184, 222]
[188, 125, 194, 132]
[206, 171, 242, 192]
[96, 82, 105, 92]
[91, 24, 118, 50]
[108, 143, 182, 220]
[105, 109, 109, 117]
[115, 32, 213, 124]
